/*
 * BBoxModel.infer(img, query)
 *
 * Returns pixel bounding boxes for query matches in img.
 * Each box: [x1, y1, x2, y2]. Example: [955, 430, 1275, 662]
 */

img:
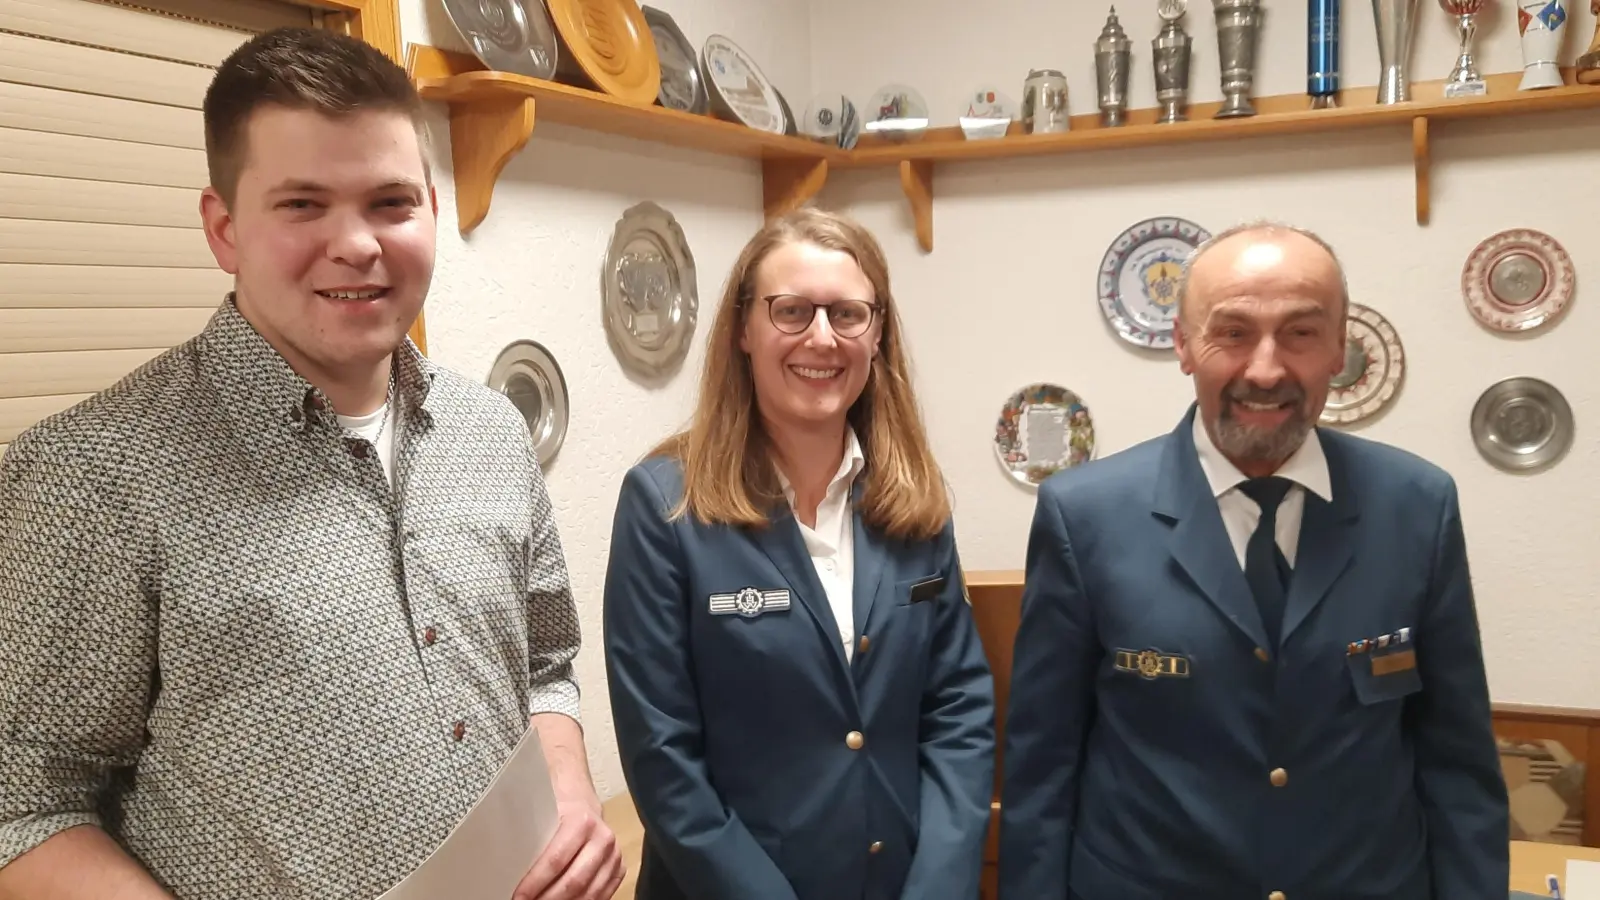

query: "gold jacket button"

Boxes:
[858, 635, 871, 654]
[1270, 768, 1288, 787]
[1269, 891, 1286, 900]
[868, 841, 883, 854]
[845, 731, 865, 750]
[1254, 647, 1270, 662]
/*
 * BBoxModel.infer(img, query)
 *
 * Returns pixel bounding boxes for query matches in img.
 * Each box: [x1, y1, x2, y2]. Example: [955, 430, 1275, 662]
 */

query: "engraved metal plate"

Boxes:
[1322, 302, 1405, 426]
[603, 201, 698, 376]
[700, 33, 786, 134]
[643, 5, 706, 113]
[487, 339, 569, 466]
[1098, 216, 1210, 349]
[441, 0, 559, 80]
[1470, 376, 1574, 472]
[1461, 228, 1575, 332]
[994, 383, 1096, 488]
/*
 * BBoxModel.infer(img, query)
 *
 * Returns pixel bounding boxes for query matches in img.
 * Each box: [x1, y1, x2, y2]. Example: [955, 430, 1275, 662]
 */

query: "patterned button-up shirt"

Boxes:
[0, 298, 583, 899]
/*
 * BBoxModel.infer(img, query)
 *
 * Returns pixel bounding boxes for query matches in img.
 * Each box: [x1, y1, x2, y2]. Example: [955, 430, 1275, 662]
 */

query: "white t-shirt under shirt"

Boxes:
[336, 400, 398, 484]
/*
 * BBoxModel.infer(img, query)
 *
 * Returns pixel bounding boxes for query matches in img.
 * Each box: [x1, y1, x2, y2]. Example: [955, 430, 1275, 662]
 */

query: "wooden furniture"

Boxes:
[1512, 839, 1600, 893]
[404, 41, 1600, 250]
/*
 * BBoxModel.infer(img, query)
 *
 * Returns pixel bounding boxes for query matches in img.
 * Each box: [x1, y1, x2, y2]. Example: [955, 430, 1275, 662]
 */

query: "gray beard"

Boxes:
[1213, 401, 1313, 467]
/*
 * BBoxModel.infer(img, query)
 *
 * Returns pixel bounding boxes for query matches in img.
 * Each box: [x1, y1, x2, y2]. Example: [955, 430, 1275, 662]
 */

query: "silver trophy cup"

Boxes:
[1374, 0, 1422, 103]
[1440, 0, 1489, 97]
[1154, 0, 1194, 123]
[1214, 0, 1264, 117]
[1095, 6, 1133, 126]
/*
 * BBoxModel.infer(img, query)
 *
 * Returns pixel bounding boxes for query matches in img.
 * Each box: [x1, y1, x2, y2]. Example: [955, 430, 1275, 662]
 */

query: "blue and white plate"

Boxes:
[1097, 216, 1210, 349]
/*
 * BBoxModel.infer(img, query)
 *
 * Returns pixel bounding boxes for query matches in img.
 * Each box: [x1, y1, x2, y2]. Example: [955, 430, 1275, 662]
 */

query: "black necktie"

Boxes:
[1238, 476, 1293, 646]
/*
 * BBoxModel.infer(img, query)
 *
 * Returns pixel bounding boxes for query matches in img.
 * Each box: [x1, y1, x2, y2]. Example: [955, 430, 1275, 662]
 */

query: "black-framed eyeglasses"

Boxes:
[756, 294, 880, 338]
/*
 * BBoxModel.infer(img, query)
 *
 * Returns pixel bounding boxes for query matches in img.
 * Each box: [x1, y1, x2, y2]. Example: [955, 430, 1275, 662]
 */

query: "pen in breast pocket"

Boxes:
[1548, 872, 1562, 900]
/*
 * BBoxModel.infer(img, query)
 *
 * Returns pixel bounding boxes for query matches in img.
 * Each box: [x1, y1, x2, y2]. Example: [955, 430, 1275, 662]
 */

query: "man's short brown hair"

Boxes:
[203, 27, 428, 206]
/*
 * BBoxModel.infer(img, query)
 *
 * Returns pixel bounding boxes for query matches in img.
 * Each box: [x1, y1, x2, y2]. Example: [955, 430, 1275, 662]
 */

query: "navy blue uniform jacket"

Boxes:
[604, 456, 996, 900]
[999, 408, 1509, 900]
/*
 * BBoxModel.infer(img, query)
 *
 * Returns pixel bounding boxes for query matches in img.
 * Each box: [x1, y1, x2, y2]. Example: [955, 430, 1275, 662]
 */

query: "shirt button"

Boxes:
[868, 840, 883, 854]
[845, 731, 864, 750]
[349, 440, 369, 459]
[1254, 647, 1270, 662]
[1270, 768, 1288, 787]
[452, 720, 466, 742]
[423, 626, 437, 646]
[309, 395, 326, 411]
[858, 635, 870, 654]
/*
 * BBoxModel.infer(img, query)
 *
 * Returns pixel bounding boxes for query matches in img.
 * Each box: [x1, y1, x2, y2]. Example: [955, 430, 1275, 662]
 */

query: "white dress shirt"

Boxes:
[779, 427, 866, 662]
[1191, 413, 1332, 570]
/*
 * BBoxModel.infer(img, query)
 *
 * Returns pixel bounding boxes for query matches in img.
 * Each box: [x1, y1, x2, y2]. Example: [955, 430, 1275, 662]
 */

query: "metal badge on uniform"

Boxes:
[1346, 626, 1414, 656]
[909, 575, 945, 603]
[1113, 648, 1192, 680]
[709, 586, 791, 618]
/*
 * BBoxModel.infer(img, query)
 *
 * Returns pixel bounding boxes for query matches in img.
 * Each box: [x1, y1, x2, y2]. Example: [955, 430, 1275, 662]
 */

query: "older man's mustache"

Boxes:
[1224, 380, 1306, 410]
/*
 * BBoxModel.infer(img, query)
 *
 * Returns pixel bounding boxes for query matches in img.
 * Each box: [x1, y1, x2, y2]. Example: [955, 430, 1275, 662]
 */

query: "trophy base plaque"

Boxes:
[1443, 79, 1487, 97]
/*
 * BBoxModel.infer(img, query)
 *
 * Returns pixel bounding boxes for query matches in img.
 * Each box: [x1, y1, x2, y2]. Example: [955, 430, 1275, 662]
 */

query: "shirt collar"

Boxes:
[1191, 410, 1331, 502]
[777, 426, 867, 502]
[196, 293, 439, 445]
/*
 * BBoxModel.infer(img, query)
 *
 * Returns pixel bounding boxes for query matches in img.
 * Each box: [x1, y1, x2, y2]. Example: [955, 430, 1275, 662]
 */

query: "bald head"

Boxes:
[1177, 222, 1349, 330]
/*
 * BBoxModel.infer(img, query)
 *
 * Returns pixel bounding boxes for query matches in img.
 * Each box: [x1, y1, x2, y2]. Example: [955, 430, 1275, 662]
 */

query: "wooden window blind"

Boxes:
[0, 0, 317, 462]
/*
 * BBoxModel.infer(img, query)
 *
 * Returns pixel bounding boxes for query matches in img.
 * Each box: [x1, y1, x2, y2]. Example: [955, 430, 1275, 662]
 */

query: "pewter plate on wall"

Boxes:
[442, 0, 559, 80]
[1461, 228, 1575, 333]
[700, 34, 786, 134]
[1469, 376, 1573, 472]
[994, 383, 1096, 488]
[604, 201, 698, 376]
[642, 5, 707, 114]
[1321, 302, 1404, 426]
[1098, 216, 1210, 349]
[488, 339, 569, 466]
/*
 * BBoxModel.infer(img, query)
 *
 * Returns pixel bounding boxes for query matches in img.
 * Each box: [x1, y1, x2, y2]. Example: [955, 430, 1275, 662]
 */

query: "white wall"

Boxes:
[398, 0, 812, 800]
[807, 1, 1600, 708]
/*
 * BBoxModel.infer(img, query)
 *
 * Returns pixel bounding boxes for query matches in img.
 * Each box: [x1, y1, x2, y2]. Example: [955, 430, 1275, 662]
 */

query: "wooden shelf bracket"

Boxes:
[761, 157, 830, 218]
[899, 159, 934, 253]
[448, 95, 537, 235]
[1413, 115, 1431, 226]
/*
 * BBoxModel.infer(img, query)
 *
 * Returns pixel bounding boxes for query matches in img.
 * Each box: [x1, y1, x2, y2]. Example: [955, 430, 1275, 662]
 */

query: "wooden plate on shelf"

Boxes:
[543, 0, 660, 105]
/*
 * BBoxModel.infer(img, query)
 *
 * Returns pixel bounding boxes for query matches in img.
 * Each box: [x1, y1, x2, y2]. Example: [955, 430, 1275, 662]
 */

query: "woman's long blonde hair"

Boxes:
[651, 208, 950, 542]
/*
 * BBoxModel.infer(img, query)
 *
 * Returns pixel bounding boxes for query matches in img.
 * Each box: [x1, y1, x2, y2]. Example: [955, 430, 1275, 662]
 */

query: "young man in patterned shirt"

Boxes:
[0, 27, 621, 900]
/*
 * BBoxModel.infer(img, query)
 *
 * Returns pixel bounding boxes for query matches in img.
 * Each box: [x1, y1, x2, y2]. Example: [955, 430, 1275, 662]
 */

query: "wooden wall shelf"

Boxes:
[406, 43, 1600, 251]
[404, 44, 838, 234]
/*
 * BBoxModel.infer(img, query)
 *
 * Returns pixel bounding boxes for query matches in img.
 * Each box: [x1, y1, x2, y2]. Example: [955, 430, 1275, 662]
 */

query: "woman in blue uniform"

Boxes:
[603, 208, 995, 900]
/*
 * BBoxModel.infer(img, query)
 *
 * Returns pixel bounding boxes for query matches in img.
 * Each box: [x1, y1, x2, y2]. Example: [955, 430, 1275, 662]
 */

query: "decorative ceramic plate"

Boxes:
[994, 383, 1096, 488]
[487, 339, 569, 465]
[1321, 302, 1405, 426]
[1098, 216, 1210, 349]
[1470, 376, 1574, 472]
[603, 201, 698, 376]
[959, 84, 1016, 139]
[864, 83, 930, 136]
[642, 5, 706, 113]
[544, 0, 660, 104]
[700, 34, 786, 134]
[1461, 228, 1575, 332]
[442, 0, 559, 80]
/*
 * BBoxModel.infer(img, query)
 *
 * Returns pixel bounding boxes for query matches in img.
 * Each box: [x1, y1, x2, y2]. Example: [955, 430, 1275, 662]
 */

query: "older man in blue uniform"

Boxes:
[998, 222, 1508, 900]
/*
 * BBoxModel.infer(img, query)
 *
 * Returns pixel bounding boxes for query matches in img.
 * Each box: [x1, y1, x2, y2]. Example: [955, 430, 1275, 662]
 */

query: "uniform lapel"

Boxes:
[1281, 432, 1359, 642]
[750, 506, 851, 671]
[850, 480, 889, 657]
[1153, 408, 1271, 651]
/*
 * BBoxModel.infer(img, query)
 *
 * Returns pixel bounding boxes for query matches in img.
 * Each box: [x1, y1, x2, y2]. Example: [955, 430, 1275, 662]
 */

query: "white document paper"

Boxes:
[378, 726, 560, 900]
[1566, 859, 1600, 900]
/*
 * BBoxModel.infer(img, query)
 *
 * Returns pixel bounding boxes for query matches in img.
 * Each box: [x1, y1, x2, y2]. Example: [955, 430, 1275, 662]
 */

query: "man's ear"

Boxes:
[1173, 318, 1196, 375]
[199, 186, 239, 275]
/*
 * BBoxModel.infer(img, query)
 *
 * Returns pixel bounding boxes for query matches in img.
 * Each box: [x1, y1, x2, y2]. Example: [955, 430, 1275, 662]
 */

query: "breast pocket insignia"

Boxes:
[710, 587, 792, 618]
